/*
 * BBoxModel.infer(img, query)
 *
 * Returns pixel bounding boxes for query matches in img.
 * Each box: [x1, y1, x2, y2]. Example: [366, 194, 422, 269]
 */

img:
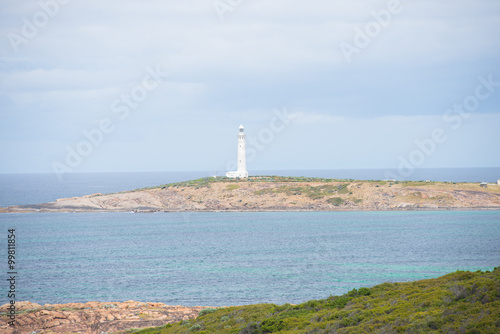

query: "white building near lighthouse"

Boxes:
[226, 125, 249, 178]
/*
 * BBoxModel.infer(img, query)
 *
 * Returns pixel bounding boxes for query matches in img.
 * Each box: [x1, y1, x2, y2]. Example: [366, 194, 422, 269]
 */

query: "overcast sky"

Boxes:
[0, 0, 499, 175]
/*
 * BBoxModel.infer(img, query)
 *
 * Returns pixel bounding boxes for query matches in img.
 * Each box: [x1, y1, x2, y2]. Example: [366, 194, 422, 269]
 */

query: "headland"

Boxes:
[1, 176, 499, 213]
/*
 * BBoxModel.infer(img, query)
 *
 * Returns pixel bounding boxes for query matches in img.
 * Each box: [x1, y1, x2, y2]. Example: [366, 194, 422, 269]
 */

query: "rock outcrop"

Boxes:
[0, 300, 213, 334]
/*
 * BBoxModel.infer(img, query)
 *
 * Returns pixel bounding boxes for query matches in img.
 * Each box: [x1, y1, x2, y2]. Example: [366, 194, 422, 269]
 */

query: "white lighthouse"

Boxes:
[226, 125, 249, 178]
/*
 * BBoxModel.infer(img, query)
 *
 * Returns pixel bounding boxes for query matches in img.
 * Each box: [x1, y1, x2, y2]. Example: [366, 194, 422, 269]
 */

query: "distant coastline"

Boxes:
[2, 168, 500, 208]
[1, 176, 499, 213]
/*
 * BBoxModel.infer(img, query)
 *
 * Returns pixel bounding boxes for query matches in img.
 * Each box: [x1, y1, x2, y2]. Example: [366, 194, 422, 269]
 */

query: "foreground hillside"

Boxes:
[1, 176, 500, 212]
[137, 267, 500, 334]
[1, 268, 497, 333]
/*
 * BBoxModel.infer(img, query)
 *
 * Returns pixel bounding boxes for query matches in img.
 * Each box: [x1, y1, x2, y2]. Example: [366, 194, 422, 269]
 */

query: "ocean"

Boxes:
[0, 169, 499, 307]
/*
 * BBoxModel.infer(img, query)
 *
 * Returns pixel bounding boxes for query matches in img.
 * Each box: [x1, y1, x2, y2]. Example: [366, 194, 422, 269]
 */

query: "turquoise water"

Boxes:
[1, 211, 499, 306]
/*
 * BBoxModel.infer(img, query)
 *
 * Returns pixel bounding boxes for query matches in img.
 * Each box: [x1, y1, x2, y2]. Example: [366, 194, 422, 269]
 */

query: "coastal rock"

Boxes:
[0, 301, 214, 334]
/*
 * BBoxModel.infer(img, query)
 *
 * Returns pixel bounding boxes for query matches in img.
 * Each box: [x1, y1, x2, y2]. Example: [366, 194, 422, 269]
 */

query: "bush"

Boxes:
[358, 287, 372, 296]
[273, 304, 292, 313]
[260, 318, 284, 333]
[198, 308, 217, 316]
[327, 197, 344, 206]
[304, 300, 318, 309]
[339, 317, 356, 328]
[189, 324, 201, 331]
[239, 322, 263, 334]
[336, 184, 350, 194]
[449, 285, 468, 301]
[327, 295, 350, 308]
[347, 287, 372, 297]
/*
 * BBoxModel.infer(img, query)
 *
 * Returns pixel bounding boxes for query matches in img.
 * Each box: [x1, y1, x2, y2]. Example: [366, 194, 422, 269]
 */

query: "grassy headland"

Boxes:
[135, 267, 500, 334]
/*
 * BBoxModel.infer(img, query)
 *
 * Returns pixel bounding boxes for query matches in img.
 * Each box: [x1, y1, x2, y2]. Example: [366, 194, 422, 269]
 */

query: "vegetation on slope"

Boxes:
[125, 176, 438, 192]
[131, 176, 358, 192]
[123, 175, 499, 192]
[133, 267, 500, 334]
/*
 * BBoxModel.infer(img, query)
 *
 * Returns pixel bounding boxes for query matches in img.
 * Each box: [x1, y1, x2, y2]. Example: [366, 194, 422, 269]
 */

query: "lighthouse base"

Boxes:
[226, 171, 249, 178]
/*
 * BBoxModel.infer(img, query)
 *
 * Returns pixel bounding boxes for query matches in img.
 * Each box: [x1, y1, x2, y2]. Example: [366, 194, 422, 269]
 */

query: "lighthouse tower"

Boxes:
[226, 125, 249, 178]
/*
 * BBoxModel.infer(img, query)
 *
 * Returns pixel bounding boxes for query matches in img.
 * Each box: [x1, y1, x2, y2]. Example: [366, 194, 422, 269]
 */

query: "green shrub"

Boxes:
[339, 317, 357, 328]
[336, 184, 350, 194]
[260, 318, 284, 332]
[189, 324, 202, 331]
[358, 287, 372, 296]
[326, 295, 350, 308]
[239, 322, 262, 334]
[327, 197, 344, 206]
[198, 308, 217, 316]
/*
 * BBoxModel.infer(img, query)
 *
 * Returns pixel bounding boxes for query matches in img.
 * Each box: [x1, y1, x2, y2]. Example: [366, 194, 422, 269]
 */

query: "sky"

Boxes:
[0, 0, 499, 176]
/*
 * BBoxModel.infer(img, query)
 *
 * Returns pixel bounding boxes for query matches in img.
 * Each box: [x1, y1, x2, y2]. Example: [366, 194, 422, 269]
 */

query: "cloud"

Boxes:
[0, 0, 499, 172]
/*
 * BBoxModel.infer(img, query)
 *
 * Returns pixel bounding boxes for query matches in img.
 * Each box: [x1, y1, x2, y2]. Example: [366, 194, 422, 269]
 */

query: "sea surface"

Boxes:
[0, 169, 499, 307]
[0, 211, 499, 306]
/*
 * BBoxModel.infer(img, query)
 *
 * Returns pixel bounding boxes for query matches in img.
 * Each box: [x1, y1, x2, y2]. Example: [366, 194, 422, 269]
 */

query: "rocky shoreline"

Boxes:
[0, 300, 214, 334]
[1, 177, 499, 213]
